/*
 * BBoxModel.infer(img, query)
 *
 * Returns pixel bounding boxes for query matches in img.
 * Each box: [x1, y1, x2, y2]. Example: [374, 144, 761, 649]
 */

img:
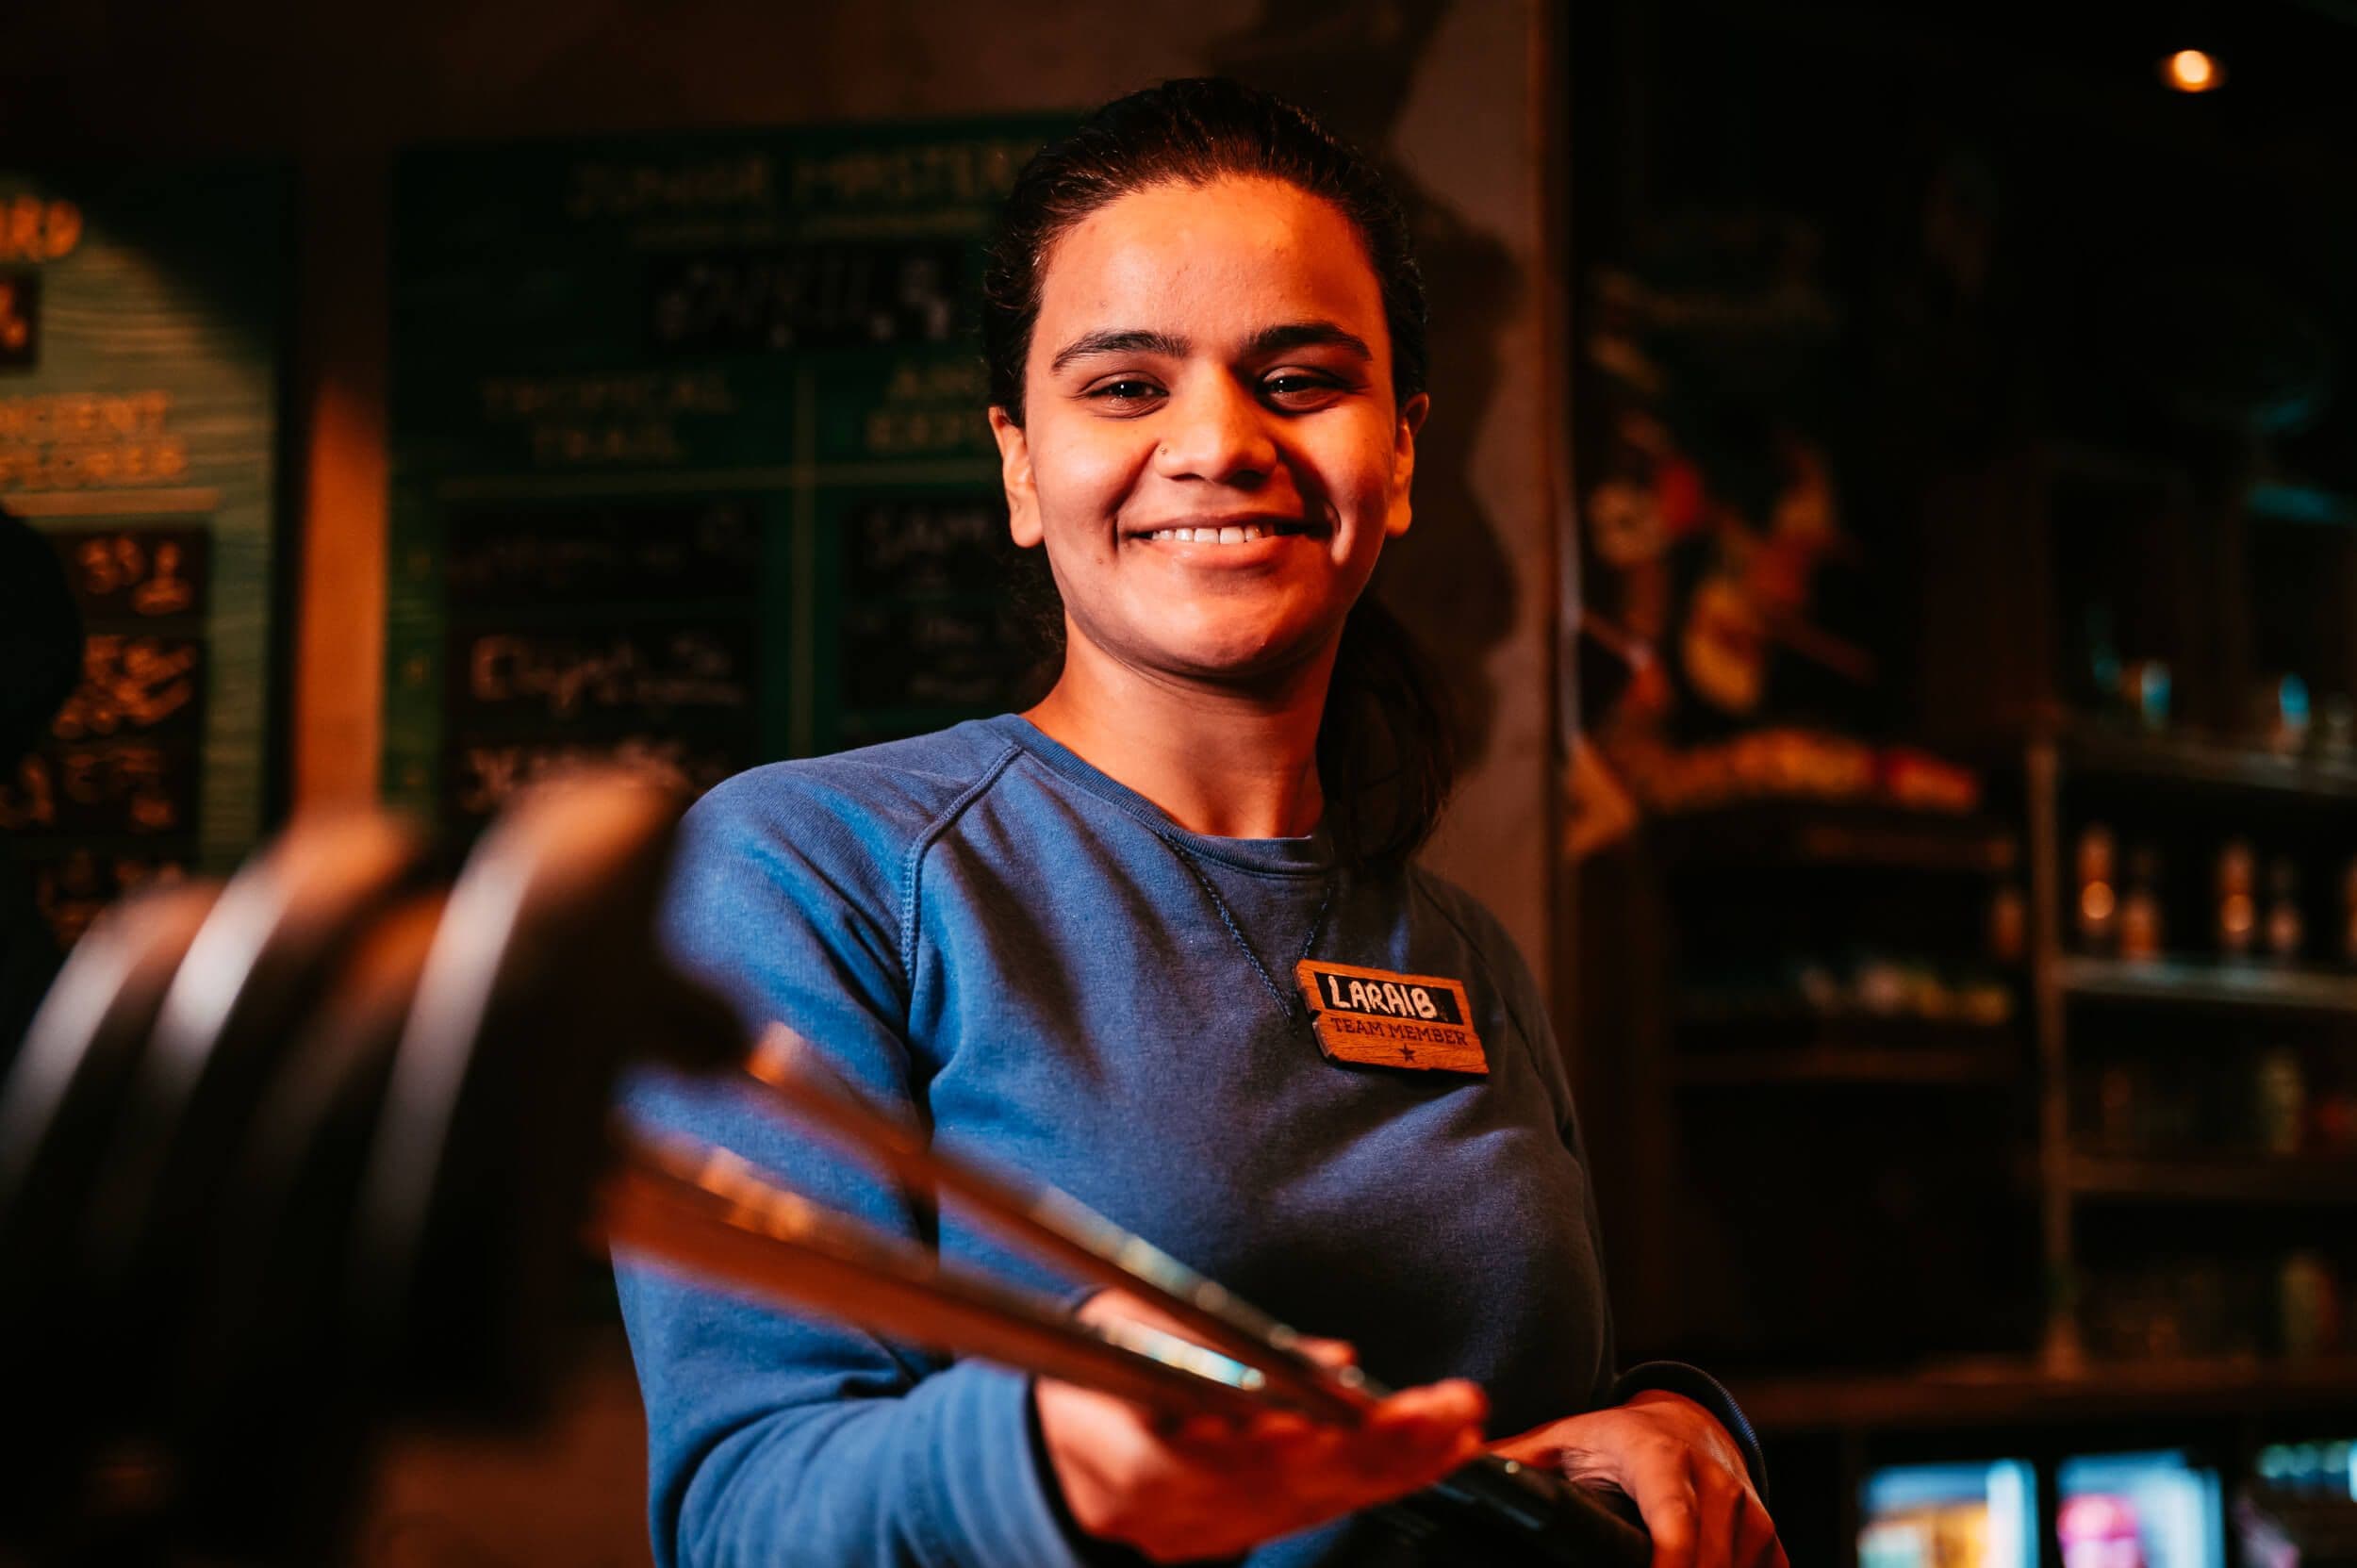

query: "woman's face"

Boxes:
[990, 175, 1426, 690]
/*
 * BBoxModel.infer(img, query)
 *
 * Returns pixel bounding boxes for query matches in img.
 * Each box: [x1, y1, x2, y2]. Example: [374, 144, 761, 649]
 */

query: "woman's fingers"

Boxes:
[1640, 1461, 1782, 1565]
[1045, 1292, 1492, 1561]
[1584, 1423, 1695, 1568]
[1640, 1486, 1701, 1568]
[1326, 1380, 1485, 1485]
[1625, 1459, 1783, 1568]
[1697, 1468, 1743, 1568]
[1496, 1394, 1783, 1568]
[1138, 1377, 1481, 1498]
[1294, 1332, 1358, 1371]
[1369, 1377, 1487, 1434]
[1363, 1379, 1487, 1474]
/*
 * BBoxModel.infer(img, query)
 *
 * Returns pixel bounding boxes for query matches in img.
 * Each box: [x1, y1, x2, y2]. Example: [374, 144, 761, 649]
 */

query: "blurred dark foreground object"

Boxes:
[0, 774, 733, 1567]
[0, 770, 1650, 1568]
[0, 507, 84, 1069]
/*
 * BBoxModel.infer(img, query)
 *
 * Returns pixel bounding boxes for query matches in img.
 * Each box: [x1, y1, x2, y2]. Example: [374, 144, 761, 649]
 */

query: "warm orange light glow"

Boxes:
[2081, 883, 2118, 924]
[2162, 48, 2224, 92]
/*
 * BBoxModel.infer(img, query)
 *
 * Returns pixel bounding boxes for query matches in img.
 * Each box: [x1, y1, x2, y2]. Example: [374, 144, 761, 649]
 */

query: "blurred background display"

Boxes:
[1860, 1460, 2040, 1568]
[2057, 1452, 2225, 1568]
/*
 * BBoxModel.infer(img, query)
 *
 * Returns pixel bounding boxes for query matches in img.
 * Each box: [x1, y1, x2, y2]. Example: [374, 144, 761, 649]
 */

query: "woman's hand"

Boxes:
[1493, 1392, 1786, 1568]
[1034, 1291, 1489, 1562]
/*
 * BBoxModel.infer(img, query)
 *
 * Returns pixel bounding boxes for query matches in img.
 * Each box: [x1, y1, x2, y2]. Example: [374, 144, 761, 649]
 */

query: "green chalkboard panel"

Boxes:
[0, 168, 288, 943]
[384, 119, 1068, 825]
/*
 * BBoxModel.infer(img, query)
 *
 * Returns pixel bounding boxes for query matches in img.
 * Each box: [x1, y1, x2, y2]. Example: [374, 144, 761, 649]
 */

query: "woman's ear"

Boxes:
[989, 407, 1043, 548]
[1385, 393, 1428, 539]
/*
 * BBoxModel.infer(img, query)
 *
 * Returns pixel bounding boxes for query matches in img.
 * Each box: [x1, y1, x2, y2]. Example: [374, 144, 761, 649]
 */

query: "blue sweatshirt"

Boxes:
[617, 714, 1747, 1567]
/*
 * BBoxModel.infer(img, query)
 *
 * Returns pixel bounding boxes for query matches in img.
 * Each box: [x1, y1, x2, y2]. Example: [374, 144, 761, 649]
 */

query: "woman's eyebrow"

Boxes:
[1244, 321, 1374, 361]
[1048, 328, 1190, 373]
[1047, 322, 1374, 375]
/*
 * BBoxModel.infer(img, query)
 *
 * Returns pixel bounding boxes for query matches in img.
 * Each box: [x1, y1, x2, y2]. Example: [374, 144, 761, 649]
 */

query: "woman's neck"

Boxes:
[1024, 635, 1332, 841]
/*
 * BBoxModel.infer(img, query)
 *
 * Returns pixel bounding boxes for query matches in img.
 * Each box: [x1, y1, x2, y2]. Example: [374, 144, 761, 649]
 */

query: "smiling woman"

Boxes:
[985, 172, 1425, 852]
[980, 83, 1447, 869]
[615, 78, 1785, 1568]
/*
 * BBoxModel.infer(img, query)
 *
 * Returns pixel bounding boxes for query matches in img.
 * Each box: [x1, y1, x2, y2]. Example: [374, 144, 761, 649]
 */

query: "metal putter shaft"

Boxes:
[744, 1022, 1373, 1422]
[602, 1131, 1274, 1422]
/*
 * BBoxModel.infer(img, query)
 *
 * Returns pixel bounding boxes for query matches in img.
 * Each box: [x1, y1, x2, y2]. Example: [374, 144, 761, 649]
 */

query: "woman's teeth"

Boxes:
[1145, 524, 1269, 543]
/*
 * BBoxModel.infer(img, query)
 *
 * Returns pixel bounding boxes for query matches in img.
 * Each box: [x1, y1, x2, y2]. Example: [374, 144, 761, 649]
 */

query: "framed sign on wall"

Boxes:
[383, 118, 1069, 832]
[0, 167, 288, 943]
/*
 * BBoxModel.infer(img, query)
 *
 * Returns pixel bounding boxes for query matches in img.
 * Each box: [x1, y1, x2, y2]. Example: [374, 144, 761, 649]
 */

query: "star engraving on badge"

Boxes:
[1399, 1047, 1416, 1062]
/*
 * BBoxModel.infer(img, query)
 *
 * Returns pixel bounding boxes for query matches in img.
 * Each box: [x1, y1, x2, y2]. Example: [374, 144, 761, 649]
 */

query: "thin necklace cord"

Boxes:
[1154, 832, 1335, 1031]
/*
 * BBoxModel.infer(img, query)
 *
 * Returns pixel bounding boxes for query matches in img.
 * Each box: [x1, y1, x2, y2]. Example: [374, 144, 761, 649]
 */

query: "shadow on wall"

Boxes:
[1211, 0, 1524, 772]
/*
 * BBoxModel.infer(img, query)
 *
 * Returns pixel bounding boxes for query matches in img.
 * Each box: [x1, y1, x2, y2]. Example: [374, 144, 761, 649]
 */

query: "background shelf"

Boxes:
[2061, 729, 2357, 806]
[1651, 801, 2020, 875]
[2059, 956, 2357, 1016]
[1739, 1356, 2357, 1435]
[1676, 1045, 2021, 1088]
[2066, 1153, 2357, 1206]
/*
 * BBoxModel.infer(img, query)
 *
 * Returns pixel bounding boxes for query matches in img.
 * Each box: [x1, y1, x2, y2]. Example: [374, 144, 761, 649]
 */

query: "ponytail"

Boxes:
[1317, 593, 1457, 870]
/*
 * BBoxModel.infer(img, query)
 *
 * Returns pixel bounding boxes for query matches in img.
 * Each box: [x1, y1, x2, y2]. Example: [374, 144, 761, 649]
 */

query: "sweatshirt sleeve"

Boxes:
[612, 772, 1095, 1568]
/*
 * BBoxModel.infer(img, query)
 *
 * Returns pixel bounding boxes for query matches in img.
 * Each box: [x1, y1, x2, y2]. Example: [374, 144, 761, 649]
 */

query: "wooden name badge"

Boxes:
[1294, 960, 1488, 1075]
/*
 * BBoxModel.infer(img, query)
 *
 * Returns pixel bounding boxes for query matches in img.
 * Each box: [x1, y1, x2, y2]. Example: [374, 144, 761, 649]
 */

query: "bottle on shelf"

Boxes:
[2077, 824, 2119, 954]
[2260, 672, 2312, 756]
[1989, 883, 2027, 965]
[2341, 855, 2357, 966]
[2321, 694, 2357, 759]
[2118, 844, 2164, 962]
[2314, 1068, 2356, 1154]
[2217, 838, 2258, 960]
[2265, 857, 2305, 964]
[2255, 1048, 2307, 1157]
[2123, 659, 2172, 731]
[2279, 1250, 2341, 1362]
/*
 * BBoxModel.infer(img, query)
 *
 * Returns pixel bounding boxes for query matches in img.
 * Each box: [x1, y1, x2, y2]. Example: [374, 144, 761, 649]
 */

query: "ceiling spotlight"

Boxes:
[2161, 48, 2225, 92]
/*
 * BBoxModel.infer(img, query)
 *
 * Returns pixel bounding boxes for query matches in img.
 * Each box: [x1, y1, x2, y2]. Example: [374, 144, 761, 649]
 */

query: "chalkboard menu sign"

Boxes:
[829, 496, 1036, 718]
[385, 120, 1068, 826]
[0, 168, 286, 943]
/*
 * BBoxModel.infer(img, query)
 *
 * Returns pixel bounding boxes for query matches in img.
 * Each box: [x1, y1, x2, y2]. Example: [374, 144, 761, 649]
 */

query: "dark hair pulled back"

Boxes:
[982, 77, 1455, 869]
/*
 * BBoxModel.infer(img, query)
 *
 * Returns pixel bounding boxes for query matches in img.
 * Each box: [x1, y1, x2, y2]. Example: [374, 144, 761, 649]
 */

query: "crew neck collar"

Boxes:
[980, 713, 1336, 878]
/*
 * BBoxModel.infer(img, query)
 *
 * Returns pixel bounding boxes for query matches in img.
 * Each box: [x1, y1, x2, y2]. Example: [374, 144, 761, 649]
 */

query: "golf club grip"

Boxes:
[1408, 1456, 1652, 1565]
